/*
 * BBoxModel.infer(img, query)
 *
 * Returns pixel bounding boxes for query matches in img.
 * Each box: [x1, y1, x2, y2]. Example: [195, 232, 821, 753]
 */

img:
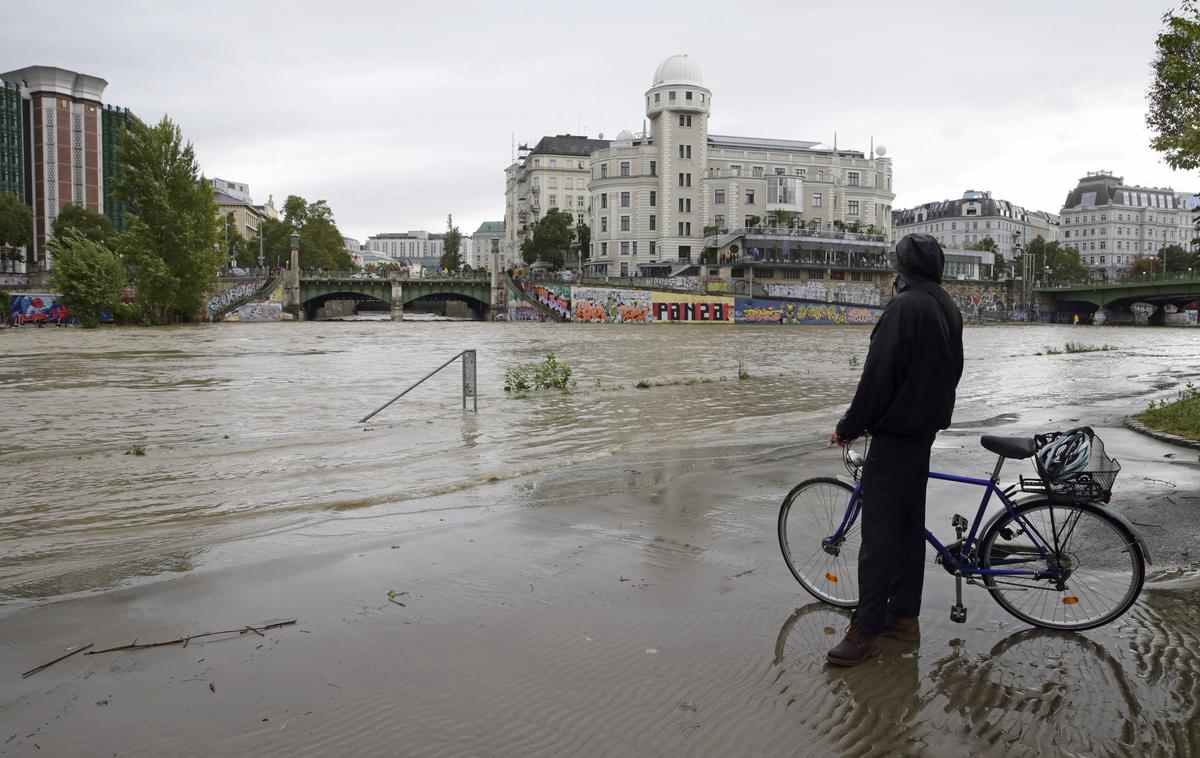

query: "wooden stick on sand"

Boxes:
[21, 642, 94, 678]
[85, 620, 298, 656]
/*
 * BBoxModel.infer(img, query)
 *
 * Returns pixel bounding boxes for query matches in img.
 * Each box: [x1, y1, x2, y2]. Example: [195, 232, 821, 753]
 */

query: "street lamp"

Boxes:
[289, 231, 300, 272]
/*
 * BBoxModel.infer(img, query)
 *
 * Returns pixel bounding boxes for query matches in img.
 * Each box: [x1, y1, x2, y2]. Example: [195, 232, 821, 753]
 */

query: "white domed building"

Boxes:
[584, 55, 896, 278]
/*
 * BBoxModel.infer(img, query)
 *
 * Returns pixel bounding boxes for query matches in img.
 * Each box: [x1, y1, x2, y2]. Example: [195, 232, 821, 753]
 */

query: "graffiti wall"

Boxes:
[0, 274, 28, 286]
[650, 292, 733, 323]
[508, 300, 546, 322]
[7, 293, 73, 324]
[734, 297, 882, 326]
[646, 276, 698, 291]
[522, 282, 572, 320]
[570, 287, 651, 323]
[764, 281, 884, 306]
[206, 279, 264, 318]
[223, 301, 283, 322]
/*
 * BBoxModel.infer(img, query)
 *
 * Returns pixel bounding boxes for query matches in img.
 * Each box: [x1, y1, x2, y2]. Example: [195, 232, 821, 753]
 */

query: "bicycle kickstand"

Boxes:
[950, 571, 967, 624]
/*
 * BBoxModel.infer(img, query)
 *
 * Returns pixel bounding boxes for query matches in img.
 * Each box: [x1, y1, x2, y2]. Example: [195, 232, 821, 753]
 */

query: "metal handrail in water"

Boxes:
[359, 349, 478, 422]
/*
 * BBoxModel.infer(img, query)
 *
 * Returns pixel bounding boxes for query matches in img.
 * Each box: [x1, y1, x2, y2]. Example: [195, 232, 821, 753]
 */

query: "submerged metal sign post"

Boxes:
[359, 349, 479, 423]
[462, 349, 477, 412]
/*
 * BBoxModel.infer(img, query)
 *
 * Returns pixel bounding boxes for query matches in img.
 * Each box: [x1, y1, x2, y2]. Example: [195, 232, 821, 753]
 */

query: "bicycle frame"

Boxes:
[822, 469, 1065, 579]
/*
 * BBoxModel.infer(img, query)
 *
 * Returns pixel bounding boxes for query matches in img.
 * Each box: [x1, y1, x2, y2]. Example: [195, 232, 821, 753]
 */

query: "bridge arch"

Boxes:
[297, 275, 493, 321]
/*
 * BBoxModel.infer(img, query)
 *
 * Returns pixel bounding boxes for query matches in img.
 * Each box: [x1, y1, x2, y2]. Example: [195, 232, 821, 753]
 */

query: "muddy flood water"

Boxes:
[1, 321, 1199, 756]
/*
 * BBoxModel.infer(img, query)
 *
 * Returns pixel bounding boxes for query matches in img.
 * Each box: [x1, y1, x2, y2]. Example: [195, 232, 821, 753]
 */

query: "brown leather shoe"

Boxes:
[882, 616, 920, 642]
[826, 619, 880, 667]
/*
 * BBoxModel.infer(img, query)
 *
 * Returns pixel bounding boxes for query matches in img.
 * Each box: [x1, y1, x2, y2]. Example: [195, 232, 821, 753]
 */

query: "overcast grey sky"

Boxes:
[5, 0, 1196, 241]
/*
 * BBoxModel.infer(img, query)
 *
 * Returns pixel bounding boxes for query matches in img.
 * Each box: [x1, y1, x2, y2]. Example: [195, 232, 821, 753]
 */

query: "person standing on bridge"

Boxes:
[826, 232, 964, 667]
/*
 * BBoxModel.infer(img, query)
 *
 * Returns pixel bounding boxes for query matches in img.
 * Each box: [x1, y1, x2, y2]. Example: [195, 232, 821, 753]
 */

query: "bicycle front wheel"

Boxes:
[778, 477, 860, 608]
[978, 501, 1145, 631]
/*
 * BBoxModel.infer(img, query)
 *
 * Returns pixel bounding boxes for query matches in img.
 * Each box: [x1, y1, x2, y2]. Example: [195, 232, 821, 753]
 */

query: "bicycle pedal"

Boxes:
[950, 604, 967, 624]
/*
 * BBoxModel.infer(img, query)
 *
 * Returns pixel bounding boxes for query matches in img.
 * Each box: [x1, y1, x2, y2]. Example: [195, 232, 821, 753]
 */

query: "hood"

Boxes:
[894, 233, 945, 285]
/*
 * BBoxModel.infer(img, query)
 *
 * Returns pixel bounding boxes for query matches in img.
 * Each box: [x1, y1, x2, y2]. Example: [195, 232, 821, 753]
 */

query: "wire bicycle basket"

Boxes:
[1021, 427, 1121, 503]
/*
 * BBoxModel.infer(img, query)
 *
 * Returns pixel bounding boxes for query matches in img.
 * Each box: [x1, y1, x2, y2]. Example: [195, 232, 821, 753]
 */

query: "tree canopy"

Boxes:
[1026, 236, 1089, 284]
[113, 116, 222, 323]
[278, 196, 352, 271]
[1148, 2, 1200, 172]
[47, 231, 126, 328]
[0, 192, 31, 272]
[521, 209, 575, 268]
[439, 214, 463, 271]
[51, 203, 115, 247]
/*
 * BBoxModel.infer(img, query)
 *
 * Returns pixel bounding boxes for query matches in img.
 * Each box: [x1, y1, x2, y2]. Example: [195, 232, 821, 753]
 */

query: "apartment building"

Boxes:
[893, 190, 1056, 262]
[1059, 171, 1196, 281]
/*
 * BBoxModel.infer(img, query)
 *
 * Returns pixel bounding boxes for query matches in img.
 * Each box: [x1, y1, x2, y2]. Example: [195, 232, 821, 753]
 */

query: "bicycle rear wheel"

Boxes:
[778, 477, 860, 608]
[978, 501, 1145, 631]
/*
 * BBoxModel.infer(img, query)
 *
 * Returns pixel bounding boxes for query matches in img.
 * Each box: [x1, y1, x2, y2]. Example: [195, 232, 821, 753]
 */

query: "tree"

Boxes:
[47, 231, 125, 328]
[1123, 257, 1160, 280]
[991, 251, 1009, 280]
[1026, 237, 1088, 285]
[1147, 2, 1200, 172]
[51, 203, 115, 247]
[258, 217, 294, 270]
[0, 192, 32, 272]
[520, 209, 575, 268]
[966, 236, 997, 252]
[279, 196, 352, 271]
[575, 222, 590, 262]
[1162, 243, 1200, 272]
[439, 214, 463, 271]
[769, 209, 799, 228]
[113, 116, 221, 323]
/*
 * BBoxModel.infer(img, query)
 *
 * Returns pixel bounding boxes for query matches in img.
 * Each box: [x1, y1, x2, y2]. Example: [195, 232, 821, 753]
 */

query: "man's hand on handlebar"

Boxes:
[828, 431, 851, 448]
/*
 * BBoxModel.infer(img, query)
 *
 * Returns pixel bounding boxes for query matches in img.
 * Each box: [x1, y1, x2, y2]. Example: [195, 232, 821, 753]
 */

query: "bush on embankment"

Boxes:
[1138, 383, 1200, 441]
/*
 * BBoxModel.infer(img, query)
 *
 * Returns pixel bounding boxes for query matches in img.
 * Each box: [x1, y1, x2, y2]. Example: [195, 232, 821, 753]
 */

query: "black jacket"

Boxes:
[836, 234, 964, 440]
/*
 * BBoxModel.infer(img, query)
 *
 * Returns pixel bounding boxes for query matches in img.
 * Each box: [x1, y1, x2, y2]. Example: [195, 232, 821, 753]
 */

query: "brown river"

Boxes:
[1, 321, 1198, 606]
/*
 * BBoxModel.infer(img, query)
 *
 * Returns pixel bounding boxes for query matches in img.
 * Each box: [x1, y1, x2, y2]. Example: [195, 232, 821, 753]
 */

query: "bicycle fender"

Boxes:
[1090, 504, 1153, 565]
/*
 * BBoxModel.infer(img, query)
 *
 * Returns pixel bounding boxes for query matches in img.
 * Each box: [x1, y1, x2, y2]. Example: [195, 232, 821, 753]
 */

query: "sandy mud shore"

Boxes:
[1, 413, 1198, 757]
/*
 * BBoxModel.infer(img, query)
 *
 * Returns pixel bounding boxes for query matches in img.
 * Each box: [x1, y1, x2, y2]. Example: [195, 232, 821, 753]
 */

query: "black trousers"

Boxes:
[854, 432, 935, 636]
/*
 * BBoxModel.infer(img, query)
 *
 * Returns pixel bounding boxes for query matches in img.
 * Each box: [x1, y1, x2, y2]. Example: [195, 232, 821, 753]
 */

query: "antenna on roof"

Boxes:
[511, 133, 514, 163]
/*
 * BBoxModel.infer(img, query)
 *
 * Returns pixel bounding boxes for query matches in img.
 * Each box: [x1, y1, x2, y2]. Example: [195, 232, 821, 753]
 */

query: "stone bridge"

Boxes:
[298, 274, 494, 320]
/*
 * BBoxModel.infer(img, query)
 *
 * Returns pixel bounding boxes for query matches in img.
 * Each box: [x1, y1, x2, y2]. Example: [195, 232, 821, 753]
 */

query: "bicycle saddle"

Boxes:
[980, 435, 1037, 459]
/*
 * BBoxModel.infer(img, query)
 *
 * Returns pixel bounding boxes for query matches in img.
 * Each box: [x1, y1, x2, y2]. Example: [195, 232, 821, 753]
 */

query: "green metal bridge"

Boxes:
[299, 273, 493, 320]
[1035, 274, 1200, 319]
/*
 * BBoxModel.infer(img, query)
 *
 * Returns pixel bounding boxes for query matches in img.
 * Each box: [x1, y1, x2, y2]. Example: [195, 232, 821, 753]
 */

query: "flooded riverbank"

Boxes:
[1, 321, 1198, 606]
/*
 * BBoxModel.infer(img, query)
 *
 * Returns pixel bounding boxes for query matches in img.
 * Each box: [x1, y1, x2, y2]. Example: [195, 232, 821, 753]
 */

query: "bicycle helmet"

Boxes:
[1036, 430, 1091, 480]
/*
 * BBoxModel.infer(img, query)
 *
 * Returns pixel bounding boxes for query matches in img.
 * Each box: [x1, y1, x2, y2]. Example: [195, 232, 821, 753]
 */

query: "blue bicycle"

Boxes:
[778, 432, 1151, 631]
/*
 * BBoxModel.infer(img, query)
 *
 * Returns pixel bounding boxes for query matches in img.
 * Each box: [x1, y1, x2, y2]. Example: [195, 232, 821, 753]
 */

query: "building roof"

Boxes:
[707, 134, 864, 158]
[528, 135, 611, 158]
[1060, 172, 1181, 211]
[213, 189, 257, 208]
[893, 191, 1030, 226]
[0, 65, 107, 101]
[474, 221, 504, 234]
[653, 55, 703, 88]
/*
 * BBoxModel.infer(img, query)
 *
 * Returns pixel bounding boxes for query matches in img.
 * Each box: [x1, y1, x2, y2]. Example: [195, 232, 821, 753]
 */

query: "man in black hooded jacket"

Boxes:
[826, 233, 964, 667]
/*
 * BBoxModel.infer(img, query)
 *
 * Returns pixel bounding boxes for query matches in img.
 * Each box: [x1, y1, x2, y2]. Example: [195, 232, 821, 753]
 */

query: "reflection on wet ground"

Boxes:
[773, 579, 1200, 756]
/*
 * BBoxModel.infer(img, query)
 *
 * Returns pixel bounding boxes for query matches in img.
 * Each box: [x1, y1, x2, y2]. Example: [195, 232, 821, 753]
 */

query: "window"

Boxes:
[578, 195, 584, 207]
[649, 160, 656, 176]
[752, 166, 764, 177]
[730, 164, 742, 176]
[649, 241, 656, 257]
[601, 242, 607, 256]
[600, 193, 608, 209]
[654, 93, 660, 103]
[564, 196, 572, 207]
[678, 114, 692, 127]
[812, 193, 822, 207]
[548, 177, 557, 189]
[620, 216, 630, 231]
[601, 217, 608, 232]
[1100, 241, 1106, 250]
[745, 189, 755, 204]
[632, 242, 637, 256]
[795, 168, 806, 178]
[678, 222, 685, 235]
[745, 215, 756, 227]
[649, 214, 656, 231]
[620, 161, 630, 177]
[565, 178, 573, 190]
[600, 163, 608, 178]
[669, 91, 676, 101]
[620, 191, 630, 207]
[714, 214, 725, 228]
[549, 194, 557, 207]
[685, 222, 691, 235]
[847, 172, 859, 187]
[649, 191, 656, 207]
[847, 200, 859, 215]
[549, 159, 557, 168]
[685, 90, 693, 100]
[679, 173, 685, 187]
[715, 189, 725, 204]
[621, 241, 629, 255]
[774, 167, 785, 175]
